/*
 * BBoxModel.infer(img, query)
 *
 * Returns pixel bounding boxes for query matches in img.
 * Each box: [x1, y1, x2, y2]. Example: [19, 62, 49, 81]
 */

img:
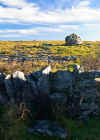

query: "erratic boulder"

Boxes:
[65, 33, 82, 45]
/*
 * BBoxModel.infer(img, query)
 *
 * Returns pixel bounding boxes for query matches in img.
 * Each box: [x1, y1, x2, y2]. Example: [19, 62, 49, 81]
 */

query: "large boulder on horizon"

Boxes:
[65, 33, 82, 45]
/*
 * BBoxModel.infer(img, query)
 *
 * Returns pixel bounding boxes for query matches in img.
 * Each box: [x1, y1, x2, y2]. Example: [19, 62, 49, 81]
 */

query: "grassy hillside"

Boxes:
[0, 40, 100, 74]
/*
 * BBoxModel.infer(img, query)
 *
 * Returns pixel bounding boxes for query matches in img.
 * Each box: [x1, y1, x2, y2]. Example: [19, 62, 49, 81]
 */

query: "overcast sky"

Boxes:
[0, 0, 100, 41]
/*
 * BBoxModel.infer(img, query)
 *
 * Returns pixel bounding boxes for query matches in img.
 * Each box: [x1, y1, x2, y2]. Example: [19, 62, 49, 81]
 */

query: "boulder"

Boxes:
[89, 70, 100, 78]
[65, 33, 82, 45]
[22, 76, 39, 103]
[51, 70, 74, 92]
[30, 65, 51, 82]
[31, 66, 52, 95]
[4, 74, 15, 104]
[4, 71, 38, 104]
[13, 71, 26, 89]
[0, 73, 9, 104]
[30, 70, 42, 81]
[28, 120, 67, 139]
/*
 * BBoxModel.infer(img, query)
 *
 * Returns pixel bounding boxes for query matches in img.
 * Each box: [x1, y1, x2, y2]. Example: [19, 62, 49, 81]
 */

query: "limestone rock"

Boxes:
[13, 71, 26, 89]
[65, 33, 82, 45]
[28, 120, 67, 139]
[30, 70, 42, 81]
[49, 93, 67, 116]
[4, 74, 15, 104]
[0, 73, 5, 79]
[51, 70, 74, 92]
[42, 65, 51, 75]
[37, 75, 50, 95]
[30, 66, 52, 95]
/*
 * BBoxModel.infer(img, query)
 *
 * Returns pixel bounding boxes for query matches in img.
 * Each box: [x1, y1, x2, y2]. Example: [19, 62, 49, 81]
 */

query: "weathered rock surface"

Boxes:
[4, 71, 38, 104]
[66, 71, 100, 120]
[28, 120, 67, 139]
[0, 73, 5, 79]
[49, 93, 67, 116]
[51, 70, 74, 92]
[1, 65, 100, 138]
[65, 33, 82, 45]
[0, 65, 100, 122]
[37, 75, 50, 95]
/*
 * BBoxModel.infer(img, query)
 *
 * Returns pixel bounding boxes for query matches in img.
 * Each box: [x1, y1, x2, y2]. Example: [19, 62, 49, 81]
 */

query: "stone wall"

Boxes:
[0, 65, 100, 121]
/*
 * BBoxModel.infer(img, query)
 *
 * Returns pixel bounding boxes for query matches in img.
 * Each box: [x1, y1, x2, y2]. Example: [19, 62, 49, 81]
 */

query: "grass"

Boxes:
[0, 40, 100, 74]
[1, 105, 100, 140]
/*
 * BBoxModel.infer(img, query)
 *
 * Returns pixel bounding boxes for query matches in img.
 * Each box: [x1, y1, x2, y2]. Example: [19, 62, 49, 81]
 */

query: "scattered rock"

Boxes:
[28, 120, 67, 139]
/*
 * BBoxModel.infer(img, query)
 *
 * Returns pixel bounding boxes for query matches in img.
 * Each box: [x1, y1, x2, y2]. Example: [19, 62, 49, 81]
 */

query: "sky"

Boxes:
[0, 0, 100, 41]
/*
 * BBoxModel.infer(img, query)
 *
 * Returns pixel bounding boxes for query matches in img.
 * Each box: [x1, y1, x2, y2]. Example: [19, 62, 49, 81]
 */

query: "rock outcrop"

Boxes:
[65, 33, 82, 45]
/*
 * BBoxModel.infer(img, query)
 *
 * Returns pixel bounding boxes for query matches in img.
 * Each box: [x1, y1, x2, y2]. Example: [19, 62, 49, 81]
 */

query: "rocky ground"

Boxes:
[0, 65, 100, 139]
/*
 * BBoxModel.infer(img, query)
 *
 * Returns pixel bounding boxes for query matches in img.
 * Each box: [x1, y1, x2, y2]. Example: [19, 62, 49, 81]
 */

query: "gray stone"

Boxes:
[0, 73, 5, 79]
[65, 33, 82, 45]
[79, 80, 96, 88]
[28, 120, 67, 139]
[30, 65, 51, 82]
[4, 72, 27, 104]
[49, 93, 67, 116]
[1, 65, 100, 120]
[4, 74, 15, 104]
[89, 70, 100, 78]
[0, 94, 8, 104]
[13, 71, 26, 89]
[30, 71, 42, 81]
[37, 75, 50, 95]
[13, 71, 26, 81]
[22, 76, 39, 103]
[49, 93, 67, 102]
[51, 70, 74, 92]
